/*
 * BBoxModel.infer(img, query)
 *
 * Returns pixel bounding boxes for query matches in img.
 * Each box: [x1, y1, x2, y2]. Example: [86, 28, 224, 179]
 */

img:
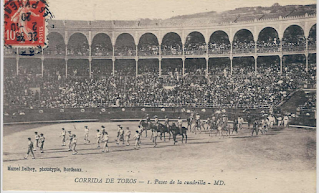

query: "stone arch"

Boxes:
[281, 23, 305, 40]
[114, 32, 135, 45]
[257, 27, 280, 53]
[138, 33, 159, 56]
[308, 24, 316, 50]
[208, 30, 231, 54]
[115, 33, 136, 56]
[91, 33, 113, 56]
[45, 32, 65, 55]
[282, 25, 305, 52]
[67, 31, 89, 45]
[184, 31, 206, 55]
[67, 33, 89, 56]
[232, 29, 255, 54]
[161, 32, 183, 55]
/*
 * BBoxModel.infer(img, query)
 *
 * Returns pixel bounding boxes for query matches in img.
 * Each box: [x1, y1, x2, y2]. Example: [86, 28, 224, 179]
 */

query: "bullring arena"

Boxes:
[3, 120, 316, 192]
[2, 3, 317, 193]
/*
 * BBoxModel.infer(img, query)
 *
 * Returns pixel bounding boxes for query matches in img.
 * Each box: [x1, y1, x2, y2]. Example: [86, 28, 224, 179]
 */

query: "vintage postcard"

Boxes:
[1, 0, 317, 193]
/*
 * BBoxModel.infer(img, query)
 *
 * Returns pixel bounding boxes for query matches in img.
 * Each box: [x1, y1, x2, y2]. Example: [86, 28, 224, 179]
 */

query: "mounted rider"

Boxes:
[164, 115, 170, 128]
[177, 117, 183, 134]
[211, 115, 217, 128]
[222, 113, 228, 126]
[206, 117, 211, 130]
[146, 114, 151, 129]
[238, 116, 244, 130]
[187, 114, 193, 128]
[154, 115, 159, 130]
[195, 113, 201, 128]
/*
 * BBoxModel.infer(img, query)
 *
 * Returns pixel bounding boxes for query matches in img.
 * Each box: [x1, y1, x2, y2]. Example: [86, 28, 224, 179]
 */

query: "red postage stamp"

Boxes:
[4, 0, 51, 47]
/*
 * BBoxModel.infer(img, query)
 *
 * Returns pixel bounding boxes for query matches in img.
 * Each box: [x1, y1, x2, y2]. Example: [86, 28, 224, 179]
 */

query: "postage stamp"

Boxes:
[4, 0, 52, 48]
[1, 0, 317, 193]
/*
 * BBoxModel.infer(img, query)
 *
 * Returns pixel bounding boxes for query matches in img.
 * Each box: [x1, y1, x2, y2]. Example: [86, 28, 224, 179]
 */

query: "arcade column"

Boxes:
[112, 57, 115, 76]
[89, 42, 92, 78]
[65, 43, 68, 78]
[135, 57, 138, 77]
[182, 57, 185, 76]
[230, 42, 233, 75]
[159, 44, 162, 76]
[136, 45, 138, 57]
[159, 58, 162, 76]
[305, 36, 309, 72]
[89, 58, 92, 78]
[205, 56, 209, 77]
[254, 55, 257, 74]
[279, 55, 283, 75]
[230, 56, 233, 75]
[65, 59, 68, 78]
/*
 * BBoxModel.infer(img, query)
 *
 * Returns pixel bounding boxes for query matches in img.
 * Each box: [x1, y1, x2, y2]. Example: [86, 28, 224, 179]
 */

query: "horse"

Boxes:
[215, 118, 230, 138]
[231, 119, 239, 134]
[156, 123, 172, 142]
[191, 119, 205, 134]
[208, 120, 217, 137]
[187, 117, 193, 132]
[139, 120, 151, 138]
[170, 123, 188, 145]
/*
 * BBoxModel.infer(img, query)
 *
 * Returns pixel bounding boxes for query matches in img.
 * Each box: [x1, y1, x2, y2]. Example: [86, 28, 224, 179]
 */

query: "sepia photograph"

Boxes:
[1, 0, 317, 192]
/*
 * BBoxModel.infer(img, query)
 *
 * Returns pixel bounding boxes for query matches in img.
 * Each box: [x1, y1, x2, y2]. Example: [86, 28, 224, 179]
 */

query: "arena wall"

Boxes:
[3, 107, 315, 126]
[3, 107, 259, 123]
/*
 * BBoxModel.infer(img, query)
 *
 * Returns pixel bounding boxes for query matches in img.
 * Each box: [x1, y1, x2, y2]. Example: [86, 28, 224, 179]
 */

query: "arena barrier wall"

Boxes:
[3, 107, 316, 127]
[3, 107, 260, 124]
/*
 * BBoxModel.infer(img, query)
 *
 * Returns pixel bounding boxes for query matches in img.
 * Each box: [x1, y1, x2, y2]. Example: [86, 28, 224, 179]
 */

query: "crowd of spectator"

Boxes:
[4, 59, 315, 111]
[302, 92, 316, 110]
[44, 44, 65, 55]
[67, 43, 89, 56]
[257, 39, 280, 53]
[138, 44, 159, 56]
[184, 42, 206, 55]
[114, 46, 136, 56]
[92, 43, 113, 56]
[161, 44, 182, 55]
[4, 47, 16, 55]
[208, 42, 231, 54]
[232, 40, 255, 54]
[6, 35, 313, 58]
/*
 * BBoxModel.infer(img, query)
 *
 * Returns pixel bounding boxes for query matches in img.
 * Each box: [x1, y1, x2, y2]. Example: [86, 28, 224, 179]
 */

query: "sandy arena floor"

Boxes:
[2, 122, 316, 193]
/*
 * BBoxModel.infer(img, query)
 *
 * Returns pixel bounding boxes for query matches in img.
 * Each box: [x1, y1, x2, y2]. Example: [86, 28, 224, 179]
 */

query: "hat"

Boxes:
[154, 115, 158, 118]
[178, 117, 181, 119]
[101, 125, 105, 128]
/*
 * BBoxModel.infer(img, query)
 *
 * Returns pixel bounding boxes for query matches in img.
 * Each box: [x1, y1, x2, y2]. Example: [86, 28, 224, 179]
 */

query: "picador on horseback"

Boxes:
[177, 117, 183, 134]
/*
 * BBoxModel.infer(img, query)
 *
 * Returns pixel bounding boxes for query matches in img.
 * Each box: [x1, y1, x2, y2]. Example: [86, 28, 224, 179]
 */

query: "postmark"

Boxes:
[4, 0, 53, 51]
